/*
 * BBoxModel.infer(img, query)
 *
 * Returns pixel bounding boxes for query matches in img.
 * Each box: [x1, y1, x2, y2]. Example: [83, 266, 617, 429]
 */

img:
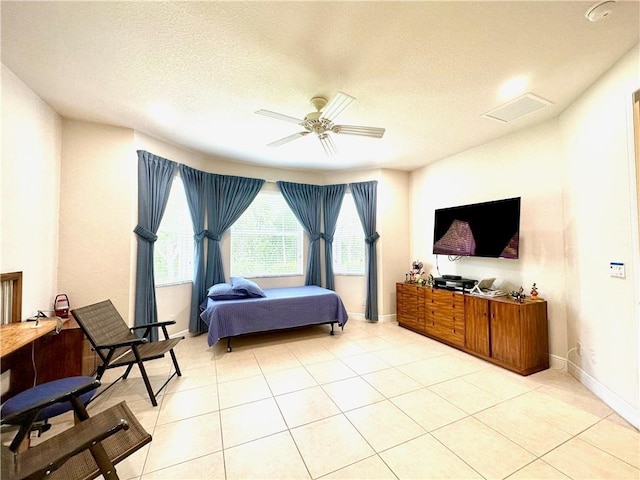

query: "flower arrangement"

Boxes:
[406, 260, 428, 284]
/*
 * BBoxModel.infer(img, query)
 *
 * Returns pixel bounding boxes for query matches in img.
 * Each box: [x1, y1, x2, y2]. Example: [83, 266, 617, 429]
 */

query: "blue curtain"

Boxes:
[322, 184, 346, 290]
[206, 174, 265, 288]
[133, 151, 178, 337]
[178, 165, 210, 334]
[350, 180, 379, 321]
[277, 182, 323, 286]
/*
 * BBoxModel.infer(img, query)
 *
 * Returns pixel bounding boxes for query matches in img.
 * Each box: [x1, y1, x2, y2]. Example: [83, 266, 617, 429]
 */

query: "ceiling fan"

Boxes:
[256, 92, 385, 156]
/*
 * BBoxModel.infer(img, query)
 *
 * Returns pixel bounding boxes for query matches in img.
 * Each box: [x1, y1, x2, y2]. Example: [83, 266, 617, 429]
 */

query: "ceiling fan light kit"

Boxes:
[256, 91, 385, 156]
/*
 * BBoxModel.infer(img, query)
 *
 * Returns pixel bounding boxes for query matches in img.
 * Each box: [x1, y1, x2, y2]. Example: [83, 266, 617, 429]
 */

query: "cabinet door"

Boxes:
[519, 301, 550, 372]
[465, 295, 490, 357]
[490, 301, 521, 368]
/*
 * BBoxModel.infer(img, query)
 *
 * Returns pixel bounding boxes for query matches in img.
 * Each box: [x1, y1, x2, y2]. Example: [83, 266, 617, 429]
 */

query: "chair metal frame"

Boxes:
[71, 300, 184, 407]
[1, 379, 152, 480]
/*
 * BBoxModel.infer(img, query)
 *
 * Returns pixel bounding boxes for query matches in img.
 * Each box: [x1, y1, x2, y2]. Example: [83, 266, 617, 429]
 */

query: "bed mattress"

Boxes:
[200, 285, 349, 347]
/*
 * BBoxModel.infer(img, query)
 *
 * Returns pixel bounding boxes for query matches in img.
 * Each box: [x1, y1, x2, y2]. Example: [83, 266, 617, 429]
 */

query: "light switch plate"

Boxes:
[609, 262, 625, 278]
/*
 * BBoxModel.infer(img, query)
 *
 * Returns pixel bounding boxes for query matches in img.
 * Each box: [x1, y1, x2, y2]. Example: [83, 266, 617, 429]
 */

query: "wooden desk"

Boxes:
[0, 318, 97, 402]
[1, 319, 61, 357]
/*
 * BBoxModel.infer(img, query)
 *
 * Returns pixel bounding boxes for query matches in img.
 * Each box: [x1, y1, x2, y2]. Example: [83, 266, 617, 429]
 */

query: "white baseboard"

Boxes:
[549, 354, 570, 371]
[561, 357, 640, 429]
[346, 313, 396, 323]
[378, 313, 396, 323]
[174, 328, 190, 338]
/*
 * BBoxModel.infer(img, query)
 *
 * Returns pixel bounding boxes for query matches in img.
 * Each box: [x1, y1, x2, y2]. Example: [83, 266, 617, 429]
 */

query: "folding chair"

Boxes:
[71, 300, 184, 407]
[1, 378, 152, 480]
[1, 376, 99, 452]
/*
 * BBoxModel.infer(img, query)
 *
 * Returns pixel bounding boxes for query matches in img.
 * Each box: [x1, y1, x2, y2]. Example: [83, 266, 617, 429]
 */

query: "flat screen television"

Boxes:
[432, 197, 521, 259]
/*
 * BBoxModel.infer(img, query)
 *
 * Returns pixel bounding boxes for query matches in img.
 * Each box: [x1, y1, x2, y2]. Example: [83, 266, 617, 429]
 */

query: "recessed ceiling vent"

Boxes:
[482, 93, 553, 123]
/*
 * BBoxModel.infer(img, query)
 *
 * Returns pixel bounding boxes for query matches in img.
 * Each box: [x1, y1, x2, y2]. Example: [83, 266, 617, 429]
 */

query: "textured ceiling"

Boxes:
[2, 1, 639, 172]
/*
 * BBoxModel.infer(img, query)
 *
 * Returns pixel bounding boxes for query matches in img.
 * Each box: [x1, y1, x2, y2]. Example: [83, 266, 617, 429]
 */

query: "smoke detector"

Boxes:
[585, 1, 616, 22]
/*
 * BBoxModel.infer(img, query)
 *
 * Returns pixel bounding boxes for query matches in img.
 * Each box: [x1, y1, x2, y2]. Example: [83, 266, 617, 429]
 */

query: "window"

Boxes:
[231, 190, 303, 277]
[333, 193, 365, 275]
[154, 176, 194, 286]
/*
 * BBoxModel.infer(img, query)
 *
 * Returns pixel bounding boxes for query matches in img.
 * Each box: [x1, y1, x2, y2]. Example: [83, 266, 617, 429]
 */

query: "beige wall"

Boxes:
[410, 120, 567, 357]
[1, 65, 62, 317]
[58, 120, 136, 319]
[378, 169, 411, 317]
[559, 44, 639, 424]
[408, 44, 640, 427]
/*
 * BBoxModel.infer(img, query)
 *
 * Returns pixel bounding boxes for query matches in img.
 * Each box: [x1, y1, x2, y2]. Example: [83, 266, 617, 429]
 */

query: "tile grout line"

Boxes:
[212, 348, 229, 480]
[256, 346, 315, 480]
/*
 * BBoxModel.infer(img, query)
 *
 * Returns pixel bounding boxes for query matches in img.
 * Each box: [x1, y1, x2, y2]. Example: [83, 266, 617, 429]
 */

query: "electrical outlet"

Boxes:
[590, 347, 596, 364]
[576, 342, 581, 356]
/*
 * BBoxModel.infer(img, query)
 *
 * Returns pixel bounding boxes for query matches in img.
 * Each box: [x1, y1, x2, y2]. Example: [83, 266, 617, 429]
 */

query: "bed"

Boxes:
[200, 284, 349, 351]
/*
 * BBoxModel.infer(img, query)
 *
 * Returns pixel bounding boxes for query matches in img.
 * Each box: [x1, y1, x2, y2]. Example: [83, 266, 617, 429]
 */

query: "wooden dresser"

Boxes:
[396, 282, 549, 375]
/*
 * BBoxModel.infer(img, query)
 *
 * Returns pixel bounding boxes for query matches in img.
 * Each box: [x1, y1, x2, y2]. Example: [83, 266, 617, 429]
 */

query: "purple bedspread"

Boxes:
[200, 286, 349, 347]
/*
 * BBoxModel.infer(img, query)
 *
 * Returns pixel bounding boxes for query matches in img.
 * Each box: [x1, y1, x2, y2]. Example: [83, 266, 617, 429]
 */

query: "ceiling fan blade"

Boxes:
[256, 109, 303, 124]
[267, 131, 310, 147]
[320, 92, 355, 122]
[332, 124, 385, 138]
[318, 133, 338, 157]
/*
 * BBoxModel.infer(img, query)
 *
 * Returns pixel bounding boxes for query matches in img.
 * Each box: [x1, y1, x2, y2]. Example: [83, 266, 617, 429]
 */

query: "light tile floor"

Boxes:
[11, 319, 640, 479]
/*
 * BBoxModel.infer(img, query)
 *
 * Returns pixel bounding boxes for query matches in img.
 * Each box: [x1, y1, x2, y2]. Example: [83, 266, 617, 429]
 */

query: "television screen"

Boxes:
[432, 197, 521, 259]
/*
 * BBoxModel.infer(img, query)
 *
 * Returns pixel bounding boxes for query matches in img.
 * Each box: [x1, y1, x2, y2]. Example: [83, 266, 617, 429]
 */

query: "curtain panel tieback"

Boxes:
[321, 233, 334, 243]
[365, 232, 380, 244]
[309, 233, 322, 242]
[134, 225, 158, 243]
[194, 230, 220, 242]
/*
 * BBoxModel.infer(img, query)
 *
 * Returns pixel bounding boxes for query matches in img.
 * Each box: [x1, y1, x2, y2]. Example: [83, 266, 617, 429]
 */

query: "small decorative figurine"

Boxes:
[406, 260, 424, 284]
[426, 273, 434, 287]
[412, 260, 424, 273]
[530, 283, 539, 300]
[509, 287, 526, 303]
